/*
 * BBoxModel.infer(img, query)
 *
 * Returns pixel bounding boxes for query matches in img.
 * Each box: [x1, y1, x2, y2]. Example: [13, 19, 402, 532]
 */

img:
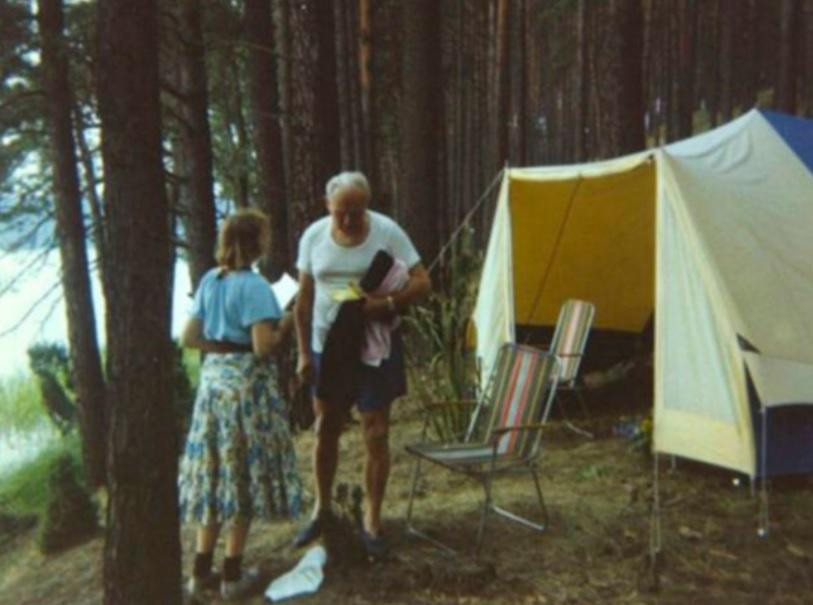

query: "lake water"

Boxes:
[0, 423, 58, 479]
[0, 250, 192, 473]
[0, 249, 192, 377]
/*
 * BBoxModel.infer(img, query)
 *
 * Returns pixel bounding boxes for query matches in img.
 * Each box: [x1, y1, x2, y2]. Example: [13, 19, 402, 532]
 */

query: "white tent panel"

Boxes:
[472, 176, 515, 384]
[654, 151, 753, 475]
[744, 353, 813, 408]
[664, 111, 813, 366]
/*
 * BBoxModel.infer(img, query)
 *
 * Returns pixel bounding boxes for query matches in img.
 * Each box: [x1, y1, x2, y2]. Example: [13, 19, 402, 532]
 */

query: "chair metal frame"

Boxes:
[405, 343, 561, 557]
[544, 299, 596, 438]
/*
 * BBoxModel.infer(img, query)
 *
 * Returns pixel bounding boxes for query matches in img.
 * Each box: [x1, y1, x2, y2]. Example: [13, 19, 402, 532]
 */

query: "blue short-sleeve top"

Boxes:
[190, 267, 281, 344]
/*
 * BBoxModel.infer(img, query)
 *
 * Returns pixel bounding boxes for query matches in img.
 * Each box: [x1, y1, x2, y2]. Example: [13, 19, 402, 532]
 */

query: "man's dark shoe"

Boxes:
[293, 510, 334, 548]
[360, 528, 389, 559]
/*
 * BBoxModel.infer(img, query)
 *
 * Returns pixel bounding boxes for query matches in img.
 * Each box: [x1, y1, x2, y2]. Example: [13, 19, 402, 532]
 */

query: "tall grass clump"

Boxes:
[0, 434, 82, 518]
[37, 449, 98, 553]
[404, 226, 482, 440]
[0, 371, 45, 434]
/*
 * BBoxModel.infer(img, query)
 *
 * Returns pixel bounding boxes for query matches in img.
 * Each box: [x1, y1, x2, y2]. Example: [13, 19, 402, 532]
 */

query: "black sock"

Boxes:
[223, 555, 243, 583]
[193, 551, 213, 578]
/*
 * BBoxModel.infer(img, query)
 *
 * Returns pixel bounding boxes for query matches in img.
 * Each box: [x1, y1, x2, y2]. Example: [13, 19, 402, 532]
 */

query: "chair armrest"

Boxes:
[424, 399, 477, 410]
[417, 400, 478, 442]
[490, 423, 545, 438]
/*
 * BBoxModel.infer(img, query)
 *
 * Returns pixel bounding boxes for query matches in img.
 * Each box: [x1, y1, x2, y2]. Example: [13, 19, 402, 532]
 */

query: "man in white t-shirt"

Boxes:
[293, 171, 431, 557]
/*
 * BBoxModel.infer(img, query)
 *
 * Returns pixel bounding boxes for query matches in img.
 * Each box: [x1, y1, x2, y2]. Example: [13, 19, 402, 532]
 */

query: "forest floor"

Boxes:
[2, 365, 813, 605]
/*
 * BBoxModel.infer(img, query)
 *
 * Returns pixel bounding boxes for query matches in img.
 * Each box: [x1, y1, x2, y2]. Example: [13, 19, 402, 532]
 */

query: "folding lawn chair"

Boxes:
[545, 299, 596, 438]
[405, 343, 561, 557]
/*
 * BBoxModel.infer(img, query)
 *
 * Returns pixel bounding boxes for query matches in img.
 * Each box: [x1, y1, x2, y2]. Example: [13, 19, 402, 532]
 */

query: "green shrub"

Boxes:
[174, 341, 196, 447]
[37, 452, 98, 554]
[0, 371, 46, 433]
[27, 343, 76, 434]
[404, 226, 482, 440]
[0, 436, 80, 517]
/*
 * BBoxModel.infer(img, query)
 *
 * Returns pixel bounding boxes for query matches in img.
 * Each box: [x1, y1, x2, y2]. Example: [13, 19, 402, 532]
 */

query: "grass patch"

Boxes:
[181, 347, 201, 391]
[0, 434, 82, 517]
[0, 370, 44, 433]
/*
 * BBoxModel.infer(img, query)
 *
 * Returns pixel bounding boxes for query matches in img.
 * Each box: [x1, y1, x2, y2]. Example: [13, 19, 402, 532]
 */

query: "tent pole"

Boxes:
[758, 406, 770, 537]
[427, 168, 505, 273]
[649, 451, 662, 588]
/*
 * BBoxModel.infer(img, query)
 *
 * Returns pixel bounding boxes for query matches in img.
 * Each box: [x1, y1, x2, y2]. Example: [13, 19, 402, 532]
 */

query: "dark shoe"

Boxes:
[293, 511, 334, 548]
[360, 529, 389, 559]
[220, 567, 262, 601]
[185, 569, 220, 600]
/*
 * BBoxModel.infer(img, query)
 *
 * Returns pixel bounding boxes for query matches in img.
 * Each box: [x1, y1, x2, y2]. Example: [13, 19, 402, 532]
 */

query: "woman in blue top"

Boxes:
[178, 209, 302, 601]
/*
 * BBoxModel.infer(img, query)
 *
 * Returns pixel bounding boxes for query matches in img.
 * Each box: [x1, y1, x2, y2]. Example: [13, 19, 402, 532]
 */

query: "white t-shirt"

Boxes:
[296, 210, 421, 353]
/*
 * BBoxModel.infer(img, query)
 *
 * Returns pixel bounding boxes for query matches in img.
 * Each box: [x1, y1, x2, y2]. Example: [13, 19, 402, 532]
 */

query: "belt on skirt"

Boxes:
[208, 340, 253, 354]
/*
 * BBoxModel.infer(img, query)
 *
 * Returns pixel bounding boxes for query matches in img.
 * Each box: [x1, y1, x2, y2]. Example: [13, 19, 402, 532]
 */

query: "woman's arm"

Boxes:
[180, 317, 206, 350]
[251, 313, 295, 359]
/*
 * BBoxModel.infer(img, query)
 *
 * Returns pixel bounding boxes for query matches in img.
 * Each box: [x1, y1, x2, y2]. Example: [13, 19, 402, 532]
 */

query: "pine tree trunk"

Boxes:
[508, 0, 526, 165]
[38, 0, 107, 489]
[804, 0, 813, 115]
[494, 0, 510, 166]
[576, 0, 589, 160]
[778, 0, 801, 113]
[400, 0, 442, 263]
[287, 0, 341, 236]
[675, 0, 697, 138]
[246, 0, 289, 276]
[96, 0, 181, 601]
[177, 0, 217, 289]
[358, 0, 373, 172]
[614, 0, 645, 153]
[719, 0, 734, 121]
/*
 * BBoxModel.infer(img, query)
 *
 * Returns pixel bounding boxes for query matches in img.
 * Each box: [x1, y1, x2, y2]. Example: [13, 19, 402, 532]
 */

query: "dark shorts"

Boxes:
[312, 330, 407, 413]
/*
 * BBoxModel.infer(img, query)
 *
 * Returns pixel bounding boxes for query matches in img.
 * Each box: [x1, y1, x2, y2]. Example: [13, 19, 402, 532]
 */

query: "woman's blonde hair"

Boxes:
[215, 208, 271, 271]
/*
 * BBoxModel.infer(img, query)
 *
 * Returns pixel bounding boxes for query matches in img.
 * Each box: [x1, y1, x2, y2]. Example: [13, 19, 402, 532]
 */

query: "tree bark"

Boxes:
[399, 0, 442, 263]
[245, 0, 289, 276]
[96, 0, 181, 602]
[613, 0, 645, 153]
[576, 0, 589, 160]
[805, 0, 813, 115]
[38, 0, 107, 489]
[719, 0, 734, 121]
[675, 0, 697, 138]
[286, 0, 341, 237]
[177, 0, 217, 289]
[494, 0, 510, 166]
[778, 0, 801, 113]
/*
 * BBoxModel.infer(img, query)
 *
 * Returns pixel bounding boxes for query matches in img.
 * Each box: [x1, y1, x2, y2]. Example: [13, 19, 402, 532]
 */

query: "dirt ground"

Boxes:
[3, 373, 813, 605]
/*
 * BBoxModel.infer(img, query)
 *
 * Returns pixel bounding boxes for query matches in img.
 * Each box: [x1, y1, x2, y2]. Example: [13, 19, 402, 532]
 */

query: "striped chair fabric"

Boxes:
[405, 343, 560, 555]
[408, 344, 558, 466]
[549, 299, 595, 385]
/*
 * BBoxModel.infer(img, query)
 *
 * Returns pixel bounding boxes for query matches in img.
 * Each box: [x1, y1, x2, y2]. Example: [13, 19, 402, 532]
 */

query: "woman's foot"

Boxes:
[220, 567, 262, 601]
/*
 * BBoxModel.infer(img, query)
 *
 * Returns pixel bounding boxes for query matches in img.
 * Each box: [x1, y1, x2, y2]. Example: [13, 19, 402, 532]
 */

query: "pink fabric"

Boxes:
[361, 258, 409, 367]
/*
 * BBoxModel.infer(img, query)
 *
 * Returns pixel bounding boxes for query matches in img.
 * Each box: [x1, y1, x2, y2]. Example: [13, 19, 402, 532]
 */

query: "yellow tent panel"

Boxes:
[510, 160, 656, 331]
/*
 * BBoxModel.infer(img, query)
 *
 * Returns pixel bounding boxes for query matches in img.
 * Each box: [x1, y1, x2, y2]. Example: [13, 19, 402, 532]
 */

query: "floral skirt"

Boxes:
[178, 353, 302, 526]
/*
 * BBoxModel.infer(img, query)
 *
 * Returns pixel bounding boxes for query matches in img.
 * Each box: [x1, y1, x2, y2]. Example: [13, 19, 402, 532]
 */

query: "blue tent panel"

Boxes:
[746, 369, 813, 477]
[760, 110, 813, 176]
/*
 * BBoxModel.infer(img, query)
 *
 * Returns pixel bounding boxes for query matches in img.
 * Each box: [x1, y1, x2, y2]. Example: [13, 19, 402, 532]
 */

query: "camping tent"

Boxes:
[471, 109, 813, 479]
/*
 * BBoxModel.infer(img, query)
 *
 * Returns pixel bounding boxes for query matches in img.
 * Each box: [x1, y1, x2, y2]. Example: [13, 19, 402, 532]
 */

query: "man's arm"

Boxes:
[294, 271, 315, 378]
[390, 263, 431, 312]
[364, 262, 432, 320]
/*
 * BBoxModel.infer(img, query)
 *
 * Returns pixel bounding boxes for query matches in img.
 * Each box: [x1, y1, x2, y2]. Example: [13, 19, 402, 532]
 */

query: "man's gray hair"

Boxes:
[325, 171, 371, 201]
